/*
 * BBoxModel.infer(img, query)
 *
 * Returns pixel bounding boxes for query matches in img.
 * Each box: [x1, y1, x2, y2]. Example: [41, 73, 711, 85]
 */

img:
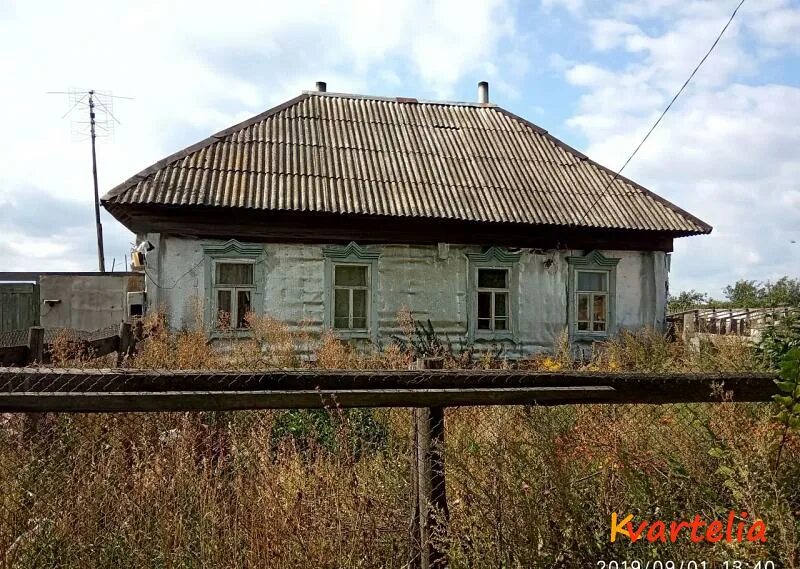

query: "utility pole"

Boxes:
[48, 88, 132, 273]
[89, 90, 105, 272]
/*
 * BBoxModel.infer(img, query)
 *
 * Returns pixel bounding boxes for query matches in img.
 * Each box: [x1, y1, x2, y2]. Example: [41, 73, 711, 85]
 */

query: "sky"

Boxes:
[0, 0, 799, 297]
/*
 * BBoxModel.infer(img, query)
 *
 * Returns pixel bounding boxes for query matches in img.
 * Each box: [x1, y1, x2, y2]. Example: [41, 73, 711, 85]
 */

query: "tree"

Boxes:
[723, 280, 765, 307]
[764, 277, 800, 307]
[669, 276, 800, 314]
[667, 290, 709, 313]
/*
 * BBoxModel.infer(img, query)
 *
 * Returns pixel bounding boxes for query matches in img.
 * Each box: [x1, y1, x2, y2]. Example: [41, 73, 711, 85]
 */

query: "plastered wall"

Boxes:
[144, 233, 668, 356]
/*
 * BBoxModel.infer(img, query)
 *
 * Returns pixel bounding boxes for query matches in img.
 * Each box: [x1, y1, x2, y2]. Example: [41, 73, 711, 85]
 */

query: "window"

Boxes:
[333, 264, 369, 330]
[322, 242, 380, 340]
[476, 268, 509, 331]
[466, 247, 521, 341]
[567, 250, 619, 338]
[576, 270, 608, 333]
[214, 261, 254, 329]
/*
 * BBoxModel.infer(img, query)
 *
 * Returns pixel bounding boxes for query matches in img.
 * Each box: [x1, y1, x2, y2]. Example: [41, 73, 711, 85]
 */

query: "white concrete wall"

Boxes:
[143, 234, 668, 356]
[40, 274, 144, 331]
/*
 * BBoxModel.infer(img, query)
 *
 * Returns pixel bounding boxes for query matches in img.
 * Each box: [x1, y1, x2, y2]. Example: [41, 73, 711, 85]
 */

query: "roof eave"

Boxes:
[494, 107, 713, 236]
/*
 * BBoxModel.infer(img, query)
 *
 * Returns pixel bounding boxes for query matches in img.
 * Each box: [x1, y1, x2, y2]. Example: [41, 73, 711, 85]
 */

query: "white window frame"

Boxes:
[575, 269, 609, 334]
[566, 250, 619, 340]
[476, 267, 511, 333]
[332, 263, 371, 331]
[322, 242, 381, 342]
[213, 258, 256, 331]
[466, 247, 521, 342]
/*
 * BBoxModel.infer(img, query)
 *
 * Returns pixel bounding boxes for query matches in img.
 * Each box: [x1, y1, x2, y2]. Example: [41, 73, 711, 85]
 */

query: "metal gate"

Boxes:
[0, 282, 39, 331]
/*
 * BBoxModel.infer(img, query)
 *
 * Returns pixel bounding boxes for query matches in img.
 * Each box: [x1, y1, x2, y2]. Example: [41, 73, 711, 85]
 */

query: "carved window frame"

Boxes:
[202, 240, 264, 337]
[322, 242, 380, 342]
[566, 250, 619, 340]
[466, 247, 521, 343]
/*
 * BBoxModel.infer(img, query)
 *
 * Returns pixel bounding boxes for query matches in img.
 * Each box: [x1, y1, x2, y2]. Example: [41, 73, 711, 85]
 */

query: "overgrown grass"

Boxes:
[0, 310, 797, 567]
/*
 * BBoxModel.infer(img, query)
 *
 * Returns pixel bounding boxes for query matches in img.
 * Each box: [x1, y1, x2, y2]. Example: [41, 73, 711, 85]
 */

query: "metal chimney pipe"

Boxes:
[315, 81, 327, 92]
[478, 81, 489, 104]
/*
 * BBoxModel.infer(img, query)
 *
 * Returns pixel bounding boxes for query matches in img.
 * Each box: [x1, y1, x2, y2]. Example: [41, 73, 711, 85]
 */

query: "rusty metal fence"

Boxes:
[0, 366, 796, 568]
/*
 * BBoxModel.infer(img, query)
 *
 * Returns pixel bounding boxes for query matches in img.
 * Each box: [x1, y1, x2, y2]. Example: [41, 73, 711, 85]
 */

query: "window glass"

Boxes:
[236, 290, 252, 328]
[593, 294, 606, 323]
[494, 317, 508, 331]
[495, 292, 508, 318]
[217, 263, 254, 285]
[577, 293, 590, 321]
[577, 271, 607, 292]
[333, 288, 350, 328]
[335, 265, 367, 287]
[478, 269, 507, 289]
[217, 290, 232, 328]
[477, 291, 491, 319]
[351, 289, 367, 329]
[477, 291, 492, 330]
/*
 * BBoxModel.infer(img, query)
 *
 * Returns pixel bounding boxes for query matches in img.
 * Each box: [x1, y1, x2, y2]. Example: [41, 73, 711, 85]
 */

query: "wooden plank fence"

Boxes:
[0, 366, 779, 412]
[0, 321, 141, 366]
[667, 306, 798, 338]
[0, 282, 38, 332]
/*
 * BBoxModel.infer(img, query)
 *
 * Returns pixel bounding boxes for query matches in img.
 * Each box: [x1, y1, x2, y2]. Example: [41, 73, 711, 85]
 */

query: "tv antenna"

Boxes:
[47, 89, 133, 271]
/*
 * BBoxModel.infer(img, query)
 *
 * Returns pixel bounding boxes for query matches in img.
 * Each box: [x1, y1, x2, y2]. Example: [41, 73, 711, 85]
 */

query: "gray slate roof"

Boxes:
[103, 92, 710, 235]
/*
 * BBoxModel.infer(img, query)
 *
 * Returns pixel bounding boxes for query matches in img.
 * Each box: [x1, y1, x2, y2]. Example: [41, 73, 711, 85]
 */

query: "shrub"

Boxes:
[759, 314, 800, 369]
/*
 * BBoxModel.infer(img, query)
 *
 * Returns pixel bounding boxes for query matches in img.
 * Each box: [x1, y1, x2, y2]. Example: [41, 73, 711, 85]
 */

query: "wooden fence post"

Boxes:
[682, 312, 695, 344]
[411, 357, 449, 569]
[117, 321, 132, 366]
[24, 326, 45, 436]
[409, 407, 421, 569]
[27, 326, 44, 365]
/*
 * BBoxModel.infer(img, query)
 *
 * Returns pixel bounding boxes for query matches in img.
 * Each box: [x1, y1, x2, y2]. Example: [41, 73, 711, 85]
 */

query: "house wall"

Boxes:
[143, 233, 668, 356]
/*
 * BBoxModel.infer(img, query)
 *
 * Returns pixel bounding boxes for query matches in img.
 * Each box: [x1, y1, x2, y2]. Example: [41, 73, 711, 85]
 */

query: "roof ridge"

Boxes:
[302, 90, 498, 108]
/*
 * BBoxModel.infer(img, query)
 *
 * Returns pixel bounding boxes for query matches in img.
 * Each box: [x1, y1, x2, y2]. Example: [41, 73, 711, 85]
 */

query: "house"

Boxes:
[101, 82, 711, 355]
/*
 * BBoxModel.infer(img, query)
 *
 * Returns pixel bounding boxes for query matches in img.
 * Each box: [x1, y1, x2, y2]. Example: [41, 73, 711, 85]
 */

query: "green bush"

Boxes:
[270, 408, 388, 458]
[759, 314, 800, 368]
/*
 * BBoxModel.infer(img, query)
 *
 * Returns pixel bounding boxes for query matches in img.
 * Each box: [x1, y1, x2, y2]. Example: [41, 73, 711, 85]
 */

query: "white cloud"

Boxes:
[541, 0, 584, 15]
[747, 1, 800, 49]
[589, 19, 641, 51]
[554, 0, 800, 296]
[0, 0, 522, 271]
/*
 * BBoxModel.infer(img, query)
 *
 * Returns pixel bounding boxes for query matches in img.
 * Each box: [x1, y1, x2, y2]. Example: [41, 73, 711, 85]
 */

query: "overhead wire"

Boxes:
[575, 0, 746, 226]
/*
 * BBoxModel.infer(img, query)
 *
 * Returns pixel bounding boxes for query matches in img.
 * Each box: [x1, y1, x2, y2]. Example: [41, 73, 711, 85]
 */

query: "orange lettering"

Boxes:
[610, 513, 633, 542]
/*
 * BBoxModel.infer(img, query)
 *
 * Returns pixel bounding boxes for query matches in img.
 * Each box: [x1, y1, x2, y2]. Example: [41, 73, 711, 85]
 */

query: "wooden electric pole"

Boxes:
[47, 88, 132, 273]
[88, 90, 105, 272]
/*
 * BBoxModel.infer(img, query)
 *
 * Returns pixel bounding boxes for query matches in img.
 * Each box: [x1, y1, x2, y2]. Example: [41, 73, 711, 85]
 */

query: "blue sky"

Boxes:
[1, 0, 799, 297]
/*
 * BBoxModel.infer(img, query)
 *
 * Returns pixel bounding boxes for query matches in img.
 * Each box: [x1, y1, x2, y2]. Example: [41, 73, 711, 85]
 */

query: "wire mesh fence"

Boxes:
[0, 400, 796, 567]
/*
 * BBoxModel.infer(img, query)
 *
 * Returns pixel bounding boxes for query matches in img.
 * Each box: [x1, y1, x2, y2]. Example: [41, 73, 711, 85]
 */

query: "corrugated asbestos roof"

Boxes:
[102, 92, 711, 235]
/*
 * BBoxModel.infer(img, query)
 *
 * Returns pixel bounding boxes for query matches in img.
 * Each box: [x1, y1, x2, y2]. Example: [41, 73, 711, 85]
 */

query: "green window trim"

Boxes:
[466, 247, 521, 343]
[322, 242, 380, 342]
[202, 240, 265, 337]
[566, 250, 619, 340]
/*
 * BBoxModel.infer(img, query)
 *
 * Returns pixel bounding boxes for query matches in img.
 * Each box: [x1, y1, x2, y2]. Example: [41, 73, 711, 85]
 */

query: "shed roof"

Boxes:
[102, 91, 711, 236]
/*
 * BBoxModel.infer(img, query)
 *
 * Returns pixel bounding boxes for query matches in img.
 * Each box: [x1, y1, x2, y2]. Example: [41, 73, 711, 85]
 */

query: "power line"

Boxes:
[576, 0, 746, 226]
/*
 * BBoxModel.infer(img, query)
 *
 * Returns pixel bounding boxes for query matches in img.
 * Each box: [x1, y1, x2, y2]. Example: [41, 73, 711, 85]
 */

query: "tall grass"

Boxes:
[0, 311, 796, 567]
